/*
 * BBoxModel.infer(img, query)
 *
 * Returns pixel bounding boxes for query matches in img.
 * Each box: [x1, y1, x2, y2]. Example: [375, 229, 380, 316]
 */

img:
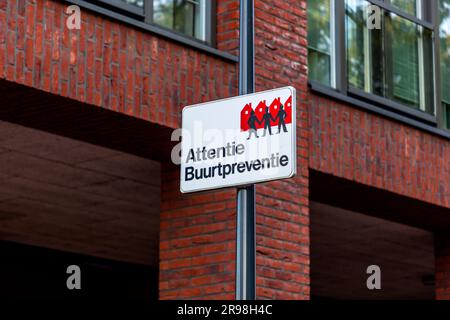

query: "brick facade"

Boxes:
[159, 163, 236, 299]
[309, 95, 450, 209]
[0, 0, 237, 129]
[160, 0, 310, 300]
[1, 0, 450, 300]
[309, 95, 450, 300]
[253, 0, 310, 299]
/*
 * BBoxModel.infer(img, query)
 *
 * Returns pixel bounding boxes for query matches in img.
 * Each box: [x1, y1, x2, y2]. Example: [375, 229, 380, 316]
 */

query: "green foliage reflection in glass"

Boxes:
[120, 0, 144, 7]
[389, 0, 417, 16]
[346, 0, 365, 90]
[345, 0, 434, 112]
[390, 14, 420, 107]
[307, 0, 332, 86]
[153, 0, 203, 40]
[440, 0, 450, 128]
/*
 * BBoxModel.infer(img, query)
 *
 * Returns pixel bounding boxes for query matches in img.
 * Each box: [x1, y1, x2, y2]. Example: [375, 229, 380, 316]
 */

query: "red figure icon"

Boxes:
[240, 96, 293, 133]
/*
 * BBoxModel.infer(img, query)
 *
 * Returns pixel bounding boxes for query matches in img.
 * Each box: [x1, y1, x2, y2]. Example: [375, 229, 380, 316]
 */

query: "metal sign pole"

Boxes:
[236, 0, 256, 300]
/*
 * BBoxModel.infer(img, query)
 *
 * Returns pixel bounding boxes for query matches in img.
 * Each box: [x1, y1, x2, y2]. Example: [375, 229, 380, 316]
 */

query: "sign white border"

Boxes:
[180, 86, 297, 193]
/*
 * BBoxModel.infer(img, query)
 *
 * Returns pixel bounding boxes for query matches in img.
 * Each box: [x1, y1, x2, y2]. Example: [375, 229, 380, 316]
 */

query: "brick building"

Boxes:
[0, 0, 449, 300]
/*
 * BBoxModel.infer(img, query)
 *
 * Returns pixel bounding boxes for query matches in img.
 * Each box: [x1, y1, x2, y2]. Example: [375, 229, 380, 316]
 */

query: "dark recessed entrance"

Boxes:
[309, 170, 448, 300]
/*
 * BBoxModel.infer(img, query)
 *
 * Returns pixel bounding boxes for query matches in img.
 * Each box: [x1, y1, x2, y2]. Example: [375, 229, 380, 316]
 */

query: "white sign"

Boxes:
[180, 87, 296, 193]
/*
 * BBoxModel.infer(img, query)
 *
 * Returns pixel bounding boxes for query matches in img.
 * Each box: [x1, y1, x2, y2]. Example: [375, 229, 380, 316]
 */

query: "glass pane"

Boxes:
[153, 0, 205, 40]
[194, 1, 203, 39]
[390, 0, 417, 16]
[307, 0, 332, 86]
[439, 0, 450, 128]
[346, 0, 367, 90]
[174, 1, 194, 36]
[345, 0, 434, 113]
[120, 0, 144, 8]
[390, 13, 420, 108]
[441, 0, 450, 104]
[309, 51, 331, 85]
[154, 0, 174, 29]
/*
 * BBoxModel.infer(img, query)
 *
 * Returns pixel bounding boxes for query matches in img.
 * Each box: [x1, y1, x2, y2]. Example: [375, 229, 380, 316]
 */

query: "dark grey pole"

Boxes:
[236, 0, 256, 301]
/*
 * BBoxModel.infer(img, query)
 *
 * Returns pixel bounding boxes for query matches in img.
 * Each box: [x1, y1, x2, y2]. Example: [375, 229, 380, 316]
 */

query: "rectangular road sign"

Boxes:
[180, 86, 296, 193]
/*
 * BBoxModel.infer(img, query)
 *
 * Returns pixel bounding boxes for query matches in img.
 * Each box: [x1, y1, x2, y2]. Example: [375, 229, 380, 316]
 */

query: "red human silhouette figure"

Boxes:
[254, 100, 266, 129]
[240, 103, 253, 131]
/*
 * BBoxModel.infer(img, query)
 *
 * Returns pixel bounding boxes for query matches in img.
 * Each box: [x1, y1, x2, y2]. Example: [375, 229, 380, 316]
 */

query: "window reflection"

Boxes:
[440, 0, 450, 128]
[345, 0, 434, 113]
[153, 0, 205, 41]
[119, 0, 144, 8]
[307, 0, 332, 86]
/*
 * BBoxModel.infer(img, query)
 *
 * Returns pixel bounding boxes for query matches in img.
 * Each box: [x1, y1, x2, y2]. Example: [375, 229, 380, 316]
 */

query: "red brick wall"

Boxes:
[156, 0, 243, 300]
[159, 163, 237, 299]
[309, 94, 450, 209]
[310, 94, 450, 301]
[5, 0, 449, 301]
[216, 0, 239, 55]
[157, 0, 237, 300]
[0, 0, 238, 129]
[159, 0, 311, 300]
[0, 0, 312, 300]
[254, 0, 310, 299]
[0, 0, 240, 300]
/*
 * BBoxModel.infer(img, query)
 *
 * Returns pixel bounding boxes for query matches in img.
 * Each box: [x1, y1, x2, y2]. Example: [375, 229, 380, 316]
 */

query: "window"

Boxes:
[308, 0, 449, 128]
[346, 0, 434, 113]
[153, 0, 206, 41]
[440, 0, 450, 128]
[96, 0, 210, 42]
[389, 0, 418, 16]
[307, 0, 334, 86]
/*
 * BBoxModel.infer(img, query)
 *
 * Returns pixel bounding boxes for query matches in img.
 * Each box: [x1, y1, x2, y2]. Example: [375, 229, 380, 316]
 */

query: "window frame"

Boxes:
[65, 0, 234, 61]
[434, 0, 449, 129]
[87, 0, 215, 45]
[146, 0, 213, 43]
[310, 0, 450, 132]
[97, 0, 145, 17]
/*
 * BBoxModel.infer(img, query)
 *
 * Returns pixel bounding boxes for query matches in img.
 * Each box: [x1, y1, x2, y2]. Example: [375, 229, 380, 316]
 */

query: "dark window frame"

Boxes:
[310, 0, 450, 133]
[64, 0, 233, 61]
[66, 0, 220, 51]
[145, 0, 215, 45]
[97, 0, 145, 17]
